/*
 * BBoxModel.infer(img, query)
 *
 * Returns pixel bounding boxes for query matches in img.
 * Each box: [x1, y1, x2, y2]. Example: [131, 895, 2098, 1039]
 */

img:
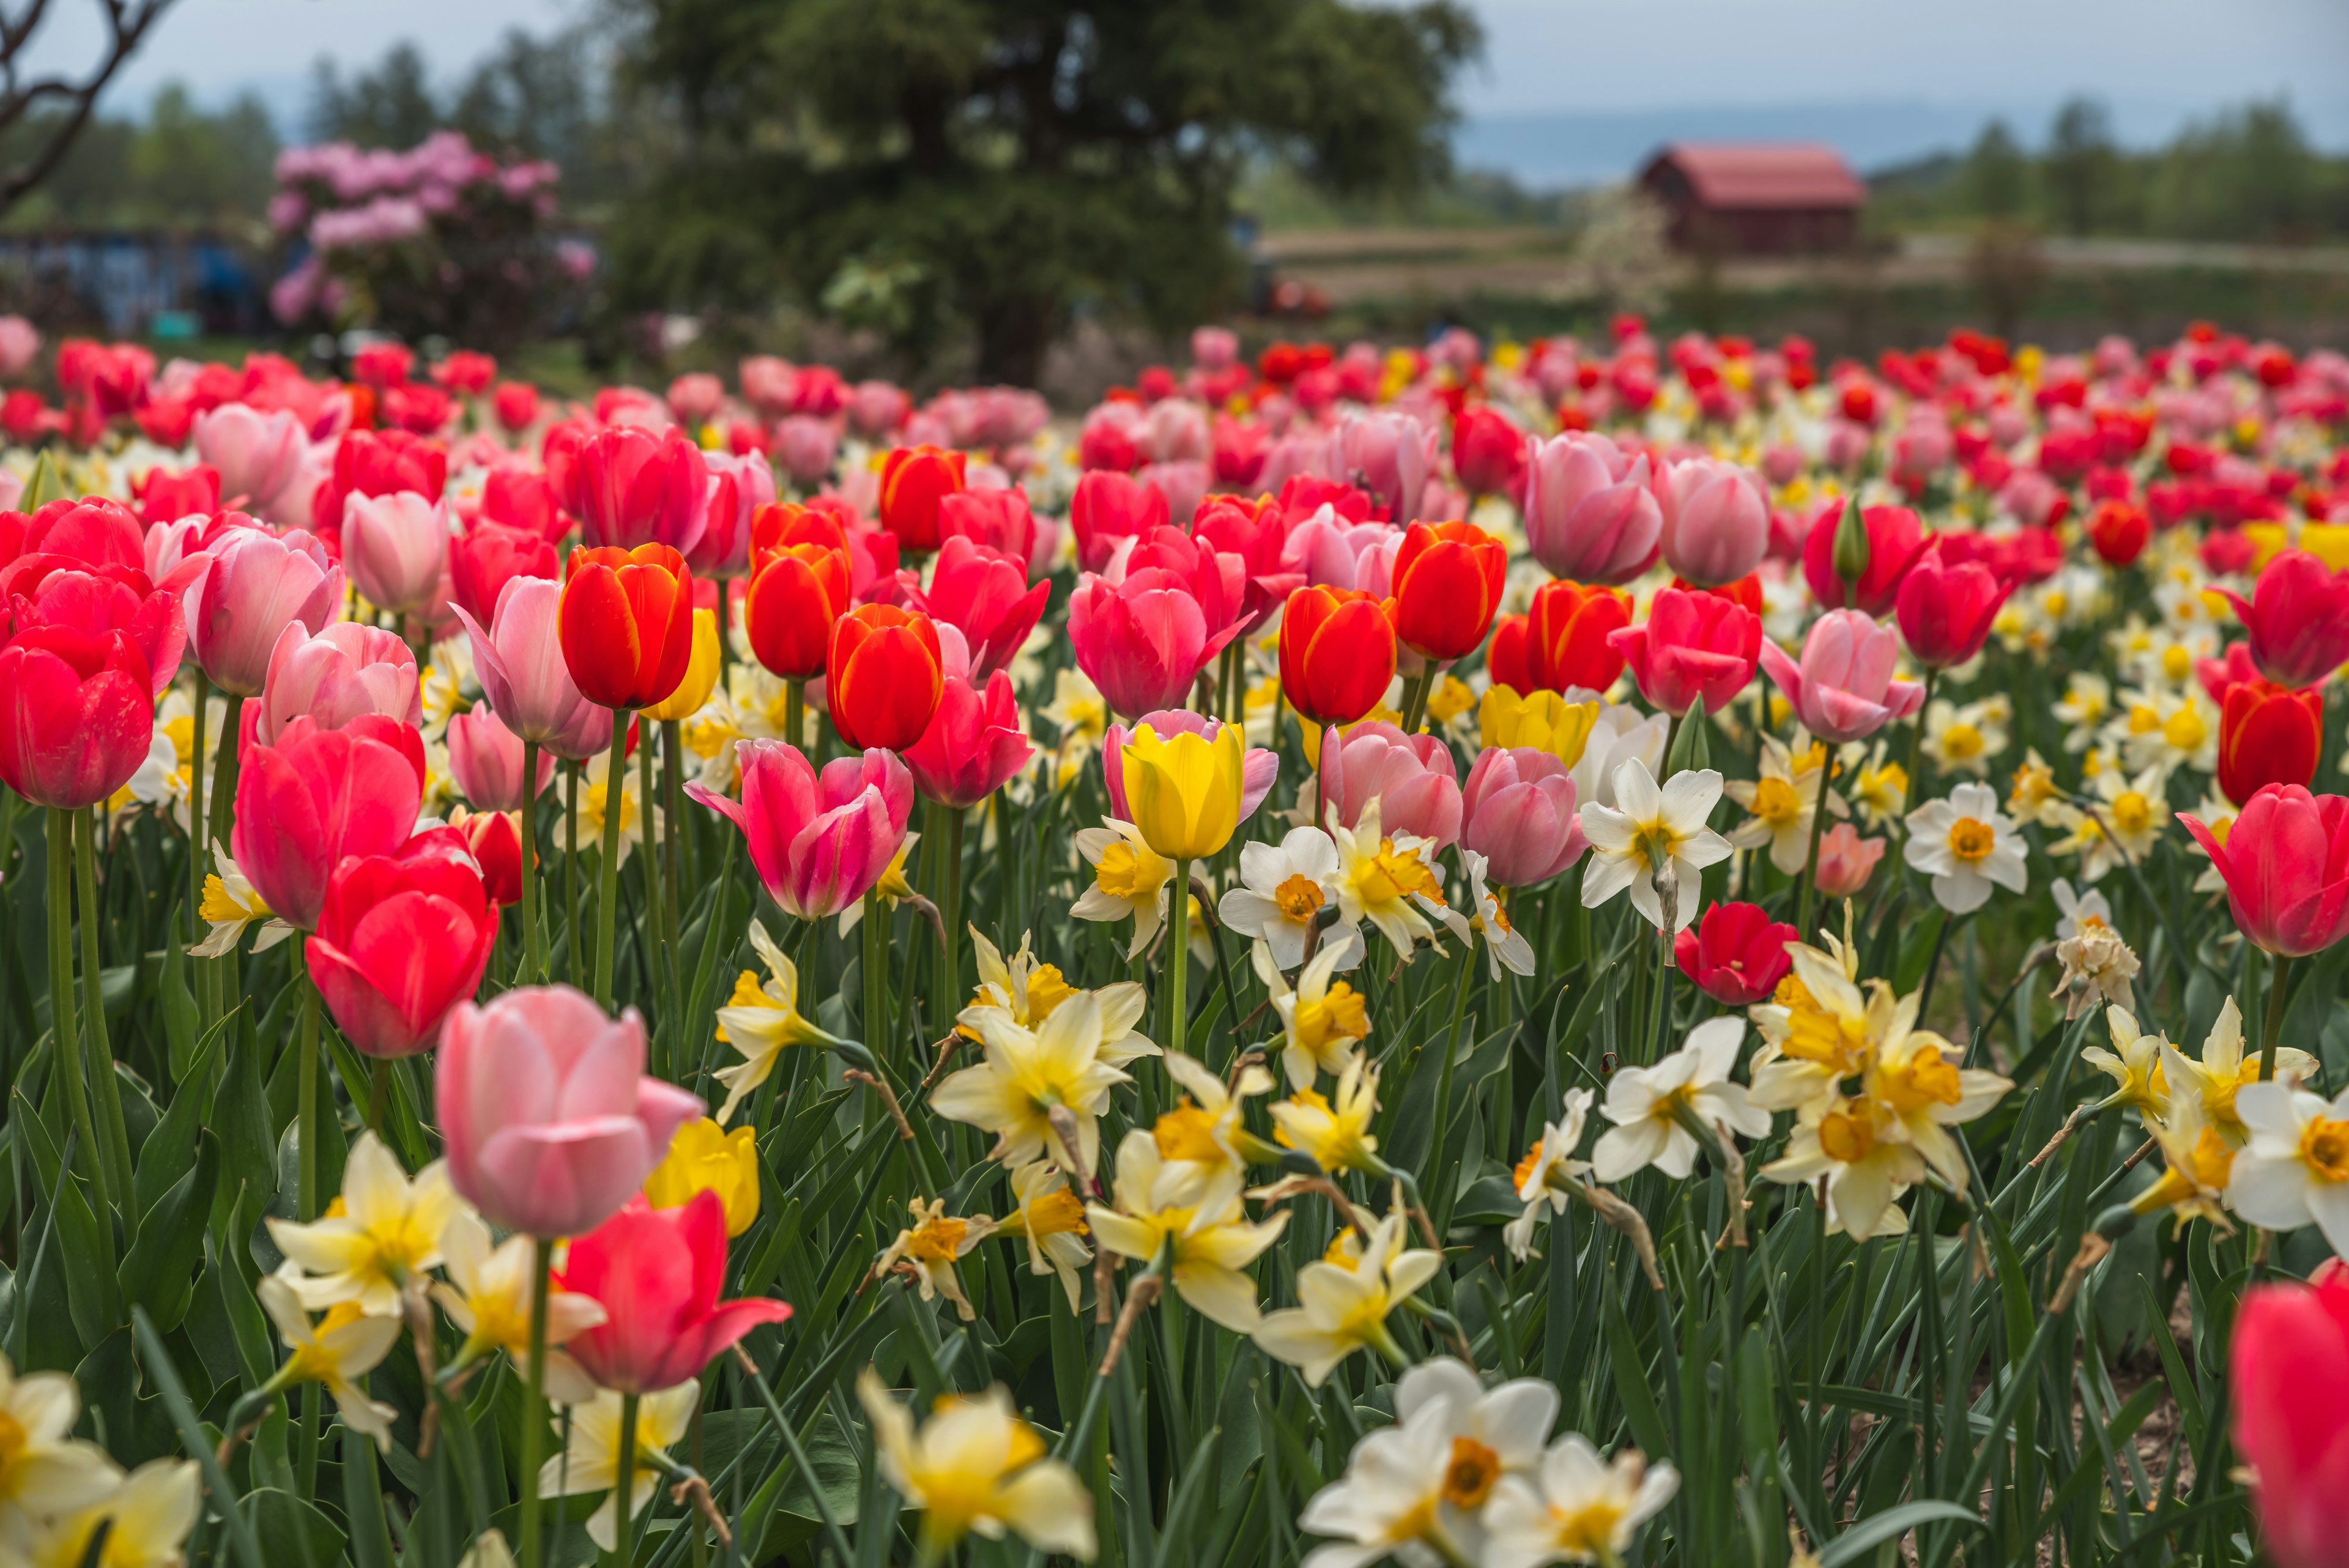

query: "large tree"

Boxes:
[606, 0, 1480, 383]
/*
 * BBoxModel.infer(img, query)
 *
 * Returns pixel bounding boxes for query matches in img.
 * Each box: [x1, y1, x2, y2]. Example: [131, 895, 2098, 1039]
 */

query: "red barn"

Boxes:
[1637, 143, 1867, 254]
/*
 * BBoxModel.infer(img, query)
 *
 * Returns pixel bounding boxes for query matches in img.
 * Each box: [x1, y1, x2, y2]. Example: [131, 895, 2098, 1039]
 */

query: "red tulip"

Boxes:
[2220, 679, 2322, 806]
[1802, 501, 1930, 615]
[478, 466, 570, 544]
[903, 657, 1033, 809]
[1070, 469, 1168, 573]
[1894, 545, 2013, 669]
[0, 625, 154, 808]
[311, 428, 446, 555]
[1492, 579, 1629, 694]
[558, 544, 696, 711]
[573, 426, 708, 555]
[1451, 403, 1526, 499]
[558, 1192, 792, 1394]
[1389, 519, 1507, 661]
[1280, 584, 1396, 726]
[2086, 499, 2150, 567]
[231, 715, 424, 931]
[450, 519, 559, 626]
[1607, 585, 1762, 718]
[919, 535, 1048, 685]
[306, 828, 495, 1058]
[2183, 785, 2349, 957]
[0, 497, 145, 594]
[827, 604, 943, 751]
[455, 807, 524, 907]
[2232, 1266, 2349, 1568]
[135, 463, 221, 524]
[492, 381, 540, 434]
[876, 445, 967, 555]
[2219, 549, 2349, 689]
[1674, 901, 1798, 1006]
[7, 563, 184, 698]
[937, 485, 1044, 573]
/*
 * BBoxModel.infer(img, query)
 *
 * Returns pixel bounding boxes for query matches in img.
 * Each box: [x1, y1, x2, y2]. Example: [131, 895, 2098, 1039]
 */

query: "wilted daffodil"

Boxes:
[1121, 719, 1244, 859]
[874, 1197, 998, 1321]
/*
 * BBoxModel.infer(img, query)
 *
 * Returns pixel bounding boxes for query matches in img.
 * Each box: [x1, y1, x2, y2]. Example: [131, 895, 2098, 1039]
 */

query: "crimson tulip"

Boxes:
[876, 444, 967, 554]
[1802, 501, 1930, 615]
[7, 563, 184, 698]
[903, 655, 1033, 809]
[1279, 584, 1396, 726]
[231, 715, 424, 931]
[558, 1192, 792, 1394]
[937, 485, 1044, 572]
[1673, 901, 1798, 1006]
[311, 428, 446, 555]
[1389, 519, 1507, 661]
[0, 626, 154, 808]
[1608, 585, 1762, 718]
[1, 497, 146, 593]
[919, 535, 1048, 685]
[2220, 679, 2322, 805]
[135, 463, 220, 524]
[455, 806, 524, 907]
[307, 828, 496, 1058]
[2219, 549, 2349, 689]
[2232, 1266, 2349, 1568]
[2183, 785, 2349, 956]
[558, 544, 696, 711]
[827, 603, 944, 751]
[478, 465, 568, 543]
[1069, 469, 1168, 573]
[1894, 545, 2013, 669]
[1451, 403, 1526, 499]
[572, 425, 708, 555]
[451, 519, 558, 625]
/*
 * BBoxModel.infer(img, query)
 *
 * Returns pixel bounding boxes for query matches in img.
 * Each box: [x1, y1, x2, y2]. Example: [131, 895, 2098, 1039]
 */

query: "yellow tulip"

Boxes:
[641, 1117, 762, 1236]
[2303, 523, 2349, 573]
[1121, 722, 1244, 860]
[641, 608, 721, 722]
[1477, 686, 1598, 767]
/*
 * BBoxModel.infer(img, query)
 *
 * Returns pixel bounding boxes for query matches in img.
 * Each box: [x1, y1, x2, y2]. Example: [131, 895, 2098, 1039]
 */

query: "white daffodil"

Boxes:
[932, 989, 1133, 1178]
[873, 1197, 997, 1321]
[1567, 704, 1669, 812]
[2052, 877, 2113, 938]
[2046, 765, 2168, 883]
[1087, 1129, 1288, 1332]
[1590, 1017, 1770, 1182]
[1327, 797, 1449, 960]
[538, 1383, 699, 1551]
[2108, 685, 2217, 778]
[710, 917, 844, 1124]
[568, 747, 656, 869]
[1071, 817, 1175, 957]
[1255, 929, 1373, 1090]
[1505, 1090, 1595, 1263]
[856, 1371, 1096, 1563]
[1253, 1208, 1441, 1386]
[1454, 849, 1535, 979]
[1218, 826, 1346, 971]
[2054, 672, 2110, 754]
[2006, 749, 2065, 828]
[266, 1133, 459, 1317]
[256, 1274, 402, 1449]
[994, 1159, 1093, 1313]
[1578, 759, 1731, 933]
[1726, 737, 1843, 874]
[1482, 1432, 1679, 1568]
[0, 1354, 121, 1547]
[190, 839, 296, 959]
[26, 1458, 199, 1568]
[1918, 696, 2011, 778]
[1846, 739, 1908, 829]
[2228, 1082, 2349, 1256]
[1902, 781, 2028, 914]
[432, 1208, 604, 1406]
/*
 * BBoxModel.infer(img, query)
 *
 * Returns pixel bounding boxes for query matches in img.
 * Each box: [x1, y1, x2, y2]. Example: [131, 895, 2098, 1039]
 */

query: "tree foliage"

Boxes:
[603, 0, 1482, 382]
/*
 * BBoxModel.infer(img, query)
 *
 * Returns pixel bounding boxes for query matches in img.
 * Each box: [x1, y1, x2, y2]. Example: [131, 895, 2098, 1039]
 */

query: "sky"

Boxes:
[25, 0, 2349, 184]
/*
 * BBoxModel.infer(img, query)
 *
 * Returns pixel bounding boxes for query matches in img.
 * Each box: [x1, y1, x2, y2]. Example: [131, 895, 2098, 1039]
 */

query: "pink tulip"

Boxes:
[231, 715, 423, 931]
[2232, 1267, 2349, 1568]
[773, 415, 839, 487]
[573, 425, 708, 555]
[919, 535, 1048, 684]
[1104, 710, 1276, 825]
[193, 403, 307, 511]
[1067, 568, 1238, 719]
[0, 315, 39, 379]
[1337, 412, 1434, 522]
[0, 627, 154, 809]
[446, 705, 556, 810]
[308, 828, 496, 1058]
[256, 621, 421, 745]
[848, 381, 909, 439]
[2219, 549, 2349, 691]
[559, 1192, 792, 1394]
[1607, 586, 1762, 719]
[1462, 746, 1583, 886]
[8, 565, 184, 699]
[1523, 431, 1662, 585]
[1318, 720, 1463, 847]
[685, 450, 776, 576]
[1814, 822, 1887, 897]
[451, 577, 610, 761]
[342, 490, 451, 620]
[1139, 459, 1211, 534]
[1758, 608, 1924, 744]
[2183, 785, 2349, 957]
[1658, 457, 1770, 587]
[182, 527, 344, 697]
[667, 372, 724, 425]
[437, 984, 704, 1238]
[903, 632, 1033, 808]
[6, 498, 146, 584]
[1070, 470, 1168, 574]
[688, 740, 912, 919]
[1285, 510, 1401, 598]
[1894, 544, 2014, 669]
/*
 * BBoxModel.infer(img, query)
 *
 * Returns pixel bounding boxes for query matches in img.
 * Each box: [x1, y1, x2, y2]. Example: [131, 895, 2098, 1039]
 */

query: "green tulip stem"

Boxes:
[938, 804, 966, 1035]
[1167, 856, 1192, 1055]
[297, 938, 321, 1221]
[593, 708, 628, 1008]
[611, 1391, 641, 1568]
[1792, 743, 1836, 940]
[637, 723, 669, 1066]
[44, 809, 111, 1244]
[521, 738, 544, 983]
[74, 806, 133, 1205]
[518, 1235, 554, 1568]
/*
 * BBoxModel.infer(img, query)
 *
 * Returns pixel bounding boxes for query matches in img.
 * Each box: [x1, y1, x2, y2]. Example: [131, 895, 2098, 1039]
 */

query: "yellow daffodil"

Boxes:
[431, 1209, 604, 1406]
[642, 1117, 761, 1236]
[1861, 1033, 2012, 1194]
[933, 989, 1134, 1178]
[1478, 686, 1598, 766]
[1151, 1049, 1276, 1197]
[256, 1276, 401, 1449]
[2083, 1004, 2171, 1115]
[2157, 995, 2314, 1139]
[1071, 817, 1175, 957]
[1327, 797, 1446, 959]
[190, 839, 294, 959]
[1726, 736, 1842, 874]
[2130, 1090, 2236, 1233]
[1269, 1051, 1384, 1175]
[1254, 931, 1373, 1088]
[265, 1132, 459, 1317]
[1253, 1208, 1441, 1386]
[711, 918, 843, 1124]
[995, 1159, 1093, 1312]
[640, 606, 721, 721]
[0, 1353, 121, 1544]
[1121, 721, 1244, 859]
[1087, 1129, 1287, 1332]
[874, 1198, 998, 1321]
[1762, 1094, 1926, 1240]
[856, 1371, 1096, 1563]
[538, 1383, 700, 1551]
[28, 1459, 199, 1568]
[958, 926, 1080, 1039]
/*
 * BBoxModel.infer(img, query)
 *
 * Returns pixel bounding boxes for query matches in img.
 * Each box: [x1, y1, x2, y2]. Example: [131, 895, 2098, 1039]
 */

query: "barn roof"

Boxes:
[1641, 144, 1868, 210]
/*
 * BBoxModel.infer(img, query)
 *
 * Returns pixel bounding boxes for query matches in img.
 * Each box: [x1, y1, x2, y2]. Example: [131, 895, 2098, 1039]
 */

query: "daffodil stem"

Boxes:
[937, 805, 966, 1040]
[1166, 856, 1190, 1054]
[1427, 943, 1477, 1238]
[863, 886, 888, 1069]
[565, 761, 582, 989]
[593, 707, 628, 1009]
[1792, 741, 1836, 938]
[45, 809, 110, 1243]
[297, 940, 320, 1222]
[662, 717, 692, 912]
[2260, 951, 2295, 1082]
[612, 1391, 640, 1568]
[1913, 909, 1954, 1025]
[521, 738, 544, 983]
[1905, 666, 1939, 795]
[74, 806, 132, 1206]
[204, 691, 244, 1020]
[519, 1235, 553, 1568]
[1646, 918, 1674, 1065]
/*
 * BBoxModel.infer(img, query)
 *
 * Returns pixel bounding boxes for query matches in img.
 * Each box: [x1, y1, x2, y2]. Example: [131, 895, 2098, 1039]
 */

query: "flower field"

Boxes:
[1, 318, 2347, 1568]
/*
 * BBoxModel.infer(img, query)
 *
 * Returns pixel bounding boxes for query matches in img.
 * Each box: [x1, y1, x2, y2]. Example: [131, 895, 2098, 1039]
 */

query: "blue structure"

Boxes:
[0, 230, 269, 336]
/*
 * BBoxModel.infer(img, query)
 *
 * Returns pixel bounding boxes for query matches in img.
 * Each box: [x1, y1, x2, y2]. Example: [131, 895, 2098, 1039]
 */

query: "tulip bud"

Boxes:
[1830, 494, 1870, 605]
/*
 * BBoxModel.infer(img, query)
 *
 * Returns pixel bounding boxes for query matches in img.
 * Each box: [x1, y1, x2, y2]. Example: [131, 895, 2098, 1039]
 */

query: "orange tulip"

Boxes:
[558, 543, 696, 710]
[877, 445, 968, 554]
[1388, 519, 1506, 661]
[1491, 579, 1629, 695]
[1278, 584, 1395, 726]
[827, 603, 944, 751]
[746, 543, 852, 680]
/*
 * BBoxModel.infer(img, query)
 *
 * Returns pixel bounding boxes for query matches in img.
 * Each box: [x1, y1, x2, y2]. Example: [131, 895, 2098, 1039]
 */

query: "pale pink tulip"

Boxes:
[773, 415, 838, 487]
[437, 985, 705, 1238]
[257, 621, 421, 744]
[848, 381, 909, 439]
[1814, 822, 1887, 897]
[193, 403, 307, 511]
[1319, 721, 1463, 847]
[1758, 608, 1924, 745]
[1462, 746, 1583, 886]
[688, 741, 912, 919]
[184, 527, 343, 696]
[686, 450, 776, 576]
[450, 577, 609, 761]
[1523, 431, 1662, 585]
[1337, 412, 1434, 521]
[343, 490, 451, 620]
[446, 705, 556, 810]
[1658, 457, 1770, 587]
[0, 315, 39, 379]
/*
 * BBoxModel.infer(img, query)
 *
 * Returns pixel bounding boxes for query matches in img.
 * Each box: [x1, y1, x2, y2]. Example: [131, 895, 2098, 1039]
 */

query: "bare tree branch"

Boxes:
[0, 0, 182, 214]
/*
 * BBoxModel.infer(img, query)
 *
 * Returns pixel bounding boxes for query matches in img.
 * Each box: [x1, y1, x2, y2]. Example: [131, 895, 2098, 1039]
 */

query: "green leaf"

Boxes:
[1666, 694, 1712, 776]
[1817, 1500, 1985, 1566]
[242, 1487, 345, 1568]
[160, 908, 199, 1083]
[52, 1171, 122, 1350]
[340, 1428, 395, 1568]
[119, 1130, 220, 1333]
[132, 1307, 267, 1568]
[20, 450, 64, 509]
[135, 1014, 223, 1222]
[1599, 1276, 1671, 1462]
